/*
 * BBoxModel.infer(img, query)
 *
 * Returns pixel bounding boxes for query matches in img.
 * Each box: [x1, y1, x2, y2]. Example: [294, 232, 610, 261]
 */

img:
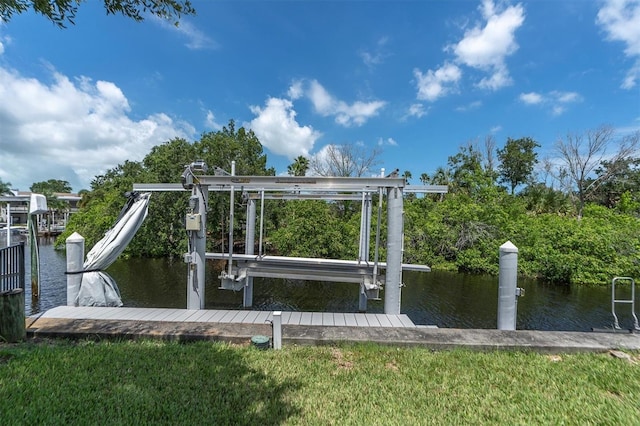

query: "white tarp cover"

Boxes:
[76, 192, 151, 307]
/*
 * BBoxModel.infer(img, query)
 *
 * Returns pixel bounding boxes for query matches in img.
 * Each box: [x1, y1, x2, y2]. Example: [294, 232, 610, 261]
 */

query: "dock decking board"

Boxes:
[35, 306, 416, 328]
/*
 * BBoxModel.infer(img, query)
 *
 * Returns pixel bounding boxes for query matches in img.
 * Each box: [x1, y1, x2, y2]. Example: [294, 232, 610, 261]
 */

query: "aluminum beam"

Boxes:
[404, 185, 448, 194]
[136, 175, 406, 192]
[133, 182, 448, 195]
[205, 253, 430, 272]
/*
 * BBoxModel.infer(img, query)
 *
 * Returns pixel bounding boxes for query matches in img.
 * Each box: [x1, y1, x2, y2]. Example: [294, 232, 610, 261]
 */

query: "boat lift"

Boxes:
[134, 161, 447, 315]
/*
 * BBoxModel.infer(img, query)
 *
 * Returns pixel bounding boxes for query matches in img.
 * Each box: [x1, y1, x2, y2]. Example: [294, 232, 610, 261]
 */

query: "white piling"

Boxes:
[66, 232, 85, 306]
[498, 241, 519, 330]
[187, 184, 208, 310]
[6, 203, 11, 246]
[243, 199, 256, 308]
[384, 186, 403, 315]
[272, 311, 282, 350]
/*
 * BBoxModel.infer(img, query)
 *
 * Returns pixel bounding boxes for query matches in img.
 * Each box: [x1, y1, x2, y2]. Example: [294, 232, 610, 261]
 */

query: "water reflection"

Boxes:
[15, 240, 634, 332]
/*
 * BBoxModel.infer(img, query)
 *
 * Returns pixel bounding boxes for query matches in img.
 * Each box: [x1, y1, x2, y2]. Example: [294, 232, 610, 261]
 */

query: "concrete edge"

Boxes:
[24, 317, 640, 353]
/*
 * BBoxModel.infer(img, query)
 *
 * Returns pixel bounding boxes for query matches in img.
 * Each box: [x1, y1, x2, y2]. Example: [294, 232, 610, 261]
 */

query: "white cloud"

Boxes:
[154, 18, 217, 50]
[377, 137, 398, 146]
[519, 92, 543, 104]
[287, 80, 304, 100]
[307, 80, 385, 126]
[477, 65, 511, 90]
[407, 103, 428, 118]
[360, 36, 390, 69]
[451, 0, 524, 90]
[597, 0, 640, 88]
[456, 100, 483, 112]
[248, 97, 321, 159]
[0, 66, 195, 191]
[518, 90, 582, 115]
[205, 110, 222, 130]
[412, 0, 524, 101]
[414, 62, 462, 101]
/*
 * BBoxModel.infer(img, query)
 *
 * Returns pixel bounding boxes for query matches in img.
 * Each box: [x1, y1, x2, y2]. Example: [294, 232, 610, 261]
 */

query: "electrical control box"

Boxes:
[185, 213, 201, 231]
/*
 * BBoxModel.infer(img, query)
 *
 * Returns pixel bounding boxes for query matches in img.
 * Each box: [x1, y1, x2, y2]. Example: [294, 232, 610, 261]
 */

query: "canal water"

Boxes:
[16, 238, 635, 332]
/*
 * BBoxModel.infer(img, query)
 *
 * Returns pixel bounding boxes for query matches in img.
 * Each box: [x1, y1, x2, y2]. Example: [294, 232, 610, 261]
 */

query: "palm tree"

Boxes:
[287, 156, 310, 176]
[0, 179, 12, 195]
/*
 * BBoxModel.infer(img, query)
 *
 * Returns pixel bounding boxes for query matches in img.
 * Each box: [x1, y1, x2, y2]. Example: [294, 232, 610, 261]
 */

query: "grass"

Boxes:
[1, 339, 639, 425]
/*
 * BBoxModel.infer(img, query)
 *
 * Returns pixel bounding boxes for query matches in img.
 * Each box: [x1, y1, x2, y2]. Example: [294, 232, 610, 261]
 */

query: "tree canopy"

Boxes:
[497, 137, 540, 194]
[54, 122, 640, 285]
[0, 178, 11, 195]
[60, 120, 275, 257]
[0, 0, 195, 28]
[287, 156, 310, 177]
[310, 144, 381, 177]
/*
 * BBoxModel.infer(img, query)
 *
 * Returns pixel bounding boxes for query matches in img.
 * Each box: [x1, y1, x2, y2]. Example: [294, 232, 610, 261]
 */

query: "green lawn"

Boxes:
[1, 340, 639, 425]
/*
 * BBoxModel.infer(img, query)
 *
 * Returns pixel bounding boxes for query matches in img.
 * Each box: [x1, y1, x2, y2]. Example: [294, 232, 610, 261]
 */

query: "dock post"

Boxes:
[498, 241, 519, 330]
[358, 195, 371, 311]
[187, 184, 208, 310]
[66, 232, 85, 306]
[243, 199, 256, 308]
[384, 186, 403, 315]
[272, 311, 282, 350]
[5, 203, 10, 246]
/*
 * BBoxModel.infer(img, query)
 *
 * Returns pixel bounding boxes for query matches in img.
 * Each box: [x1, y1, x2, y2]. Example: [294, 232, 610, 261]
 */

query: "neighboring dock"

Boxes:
[26, 306, 640, 353]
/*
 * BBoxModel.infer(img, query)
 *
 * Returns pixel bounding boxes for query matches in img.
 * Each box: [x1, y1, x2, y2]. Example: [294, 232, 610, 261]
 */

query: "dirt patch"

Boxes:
[385, 360, 399, 372]
[331, 348, 354, 371]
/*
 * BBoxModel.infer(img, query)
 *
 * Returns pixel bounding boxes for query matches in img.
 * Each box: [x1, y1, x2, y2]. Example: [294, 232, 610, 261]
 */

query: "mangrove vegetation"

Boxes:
[56, 120, 640, 285]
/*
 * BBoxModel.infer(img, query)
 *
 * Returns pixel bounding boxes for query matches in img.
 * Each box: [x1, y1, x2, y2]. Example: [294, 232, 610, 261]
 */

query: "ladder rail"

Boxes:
[611, 277, 639, 330]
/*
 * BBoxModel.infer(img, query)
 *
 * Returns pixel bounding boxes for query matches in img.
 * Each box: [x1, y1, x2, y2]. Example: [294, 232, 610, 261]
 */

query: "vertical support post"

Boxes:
[28, 214, 39, 299]
[227, 161, 236, 277]
[358, 192, 368, 312]
[187, 184, 208, 310]
[66, 232, 85, 306]
[272, 311, 282, 350]
[498, 241, 519, 330]
[384, 186, 403, 315]
[243, 199, 256, 308]
[6, 203, 10, 246]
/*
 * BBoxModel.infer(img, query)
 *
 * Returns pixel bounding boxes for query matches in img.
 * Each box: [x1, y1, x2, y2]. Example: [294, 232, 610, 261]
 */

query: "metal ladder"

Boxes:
[611, 277, 640, 331]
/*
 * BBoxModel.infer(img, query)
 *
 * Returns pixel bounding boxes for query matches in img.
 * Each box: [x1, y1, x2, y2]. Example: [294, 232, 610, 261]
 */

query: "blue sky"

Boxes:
[0, 0, 639, 192]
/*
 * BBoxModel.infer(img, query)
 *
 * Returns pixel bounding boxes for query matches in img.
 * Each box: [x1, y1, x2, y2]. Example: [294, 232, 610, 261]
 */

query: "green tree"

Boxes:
[60, 120, 276, 257]
[287, 156, 310, 176]
[269, 200, 356, 259]
[554, 126, 639, 219]
[587, 156, 640, 212]
[0, 0, 195, 28]
[447, 144, 497, 199]
[0, 178, 11, 195]
[497, 137, 540, 195]
[30, 179, 72, 194]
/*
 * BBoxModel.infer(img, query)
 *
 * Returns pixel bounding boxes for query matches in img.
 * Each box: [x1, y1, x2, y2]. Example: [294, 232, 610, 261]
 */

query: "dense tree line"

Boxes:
[58, 120, 274, 258]
[56, 122, 640, 285]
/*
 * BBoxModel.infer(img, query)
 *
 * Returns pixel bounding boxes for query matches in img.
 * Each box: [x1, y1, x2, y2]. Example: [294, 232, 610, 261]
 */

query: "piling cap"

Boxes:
[66, 232, 85, 243]
[500, 240, 518, 253]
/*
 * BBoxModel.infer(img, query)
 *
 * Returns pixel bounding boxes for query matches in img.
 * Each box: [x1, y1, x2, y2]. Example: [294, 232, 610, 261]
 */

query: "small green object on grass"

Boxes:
[251, 335, 270, 350]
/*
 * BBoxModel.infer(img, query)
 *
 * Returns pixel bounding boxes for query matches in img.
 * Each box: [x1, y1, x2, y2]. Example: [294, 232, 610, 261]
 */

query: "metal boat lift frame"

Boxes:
[134, 163, 446, 314]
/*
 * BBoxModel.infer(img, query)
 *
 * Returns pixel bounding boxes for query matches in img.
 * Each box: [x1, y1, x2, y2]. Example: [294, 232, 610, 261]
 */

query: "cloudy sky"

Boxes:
[0, 0, 639, 192]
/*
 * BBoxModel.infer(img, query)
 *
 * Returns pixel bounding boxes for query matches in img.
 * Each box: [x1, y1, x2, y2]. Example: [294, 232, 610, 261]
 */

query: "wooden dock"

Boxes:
[25, 306, 640, 353]
[33, 306, 417, 328]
